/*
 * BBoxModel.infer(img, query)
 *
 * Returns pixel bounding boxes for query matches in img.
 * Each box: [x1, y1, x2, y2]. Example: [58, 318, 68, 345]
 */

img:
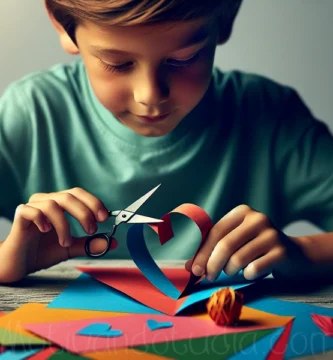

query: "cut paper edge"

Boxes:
[267, 319, 294, 360]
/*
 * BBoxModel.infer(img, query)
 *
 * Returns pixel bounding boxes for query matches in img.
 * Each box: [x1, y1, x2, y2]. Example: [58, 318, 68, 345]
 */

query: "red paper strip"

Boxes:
[267, 319, 293, 360]
[311, 314, 333, 336]
[27, 347, 59, 359]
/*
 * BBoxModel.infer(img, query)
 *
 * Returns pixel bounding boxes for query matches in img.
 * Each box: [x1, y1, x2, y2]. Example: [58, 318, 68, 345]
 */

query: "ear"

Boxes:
[44, 0, 80, 55]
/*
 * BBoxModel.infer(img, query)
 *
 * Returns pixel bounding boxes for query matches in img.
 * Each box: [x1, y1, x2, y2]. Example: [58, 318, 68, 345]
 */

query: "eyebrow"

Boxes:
[90, 25, 211, 57]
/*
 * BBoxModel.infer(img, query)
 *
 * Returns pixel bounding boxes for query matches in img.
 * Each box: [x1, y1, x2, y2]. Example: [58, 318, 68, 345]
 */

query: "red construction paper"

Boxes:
[24, 313, 276, 354]
[27, 347, 59, 359]
[0, 345, 5, 354]
[311, 314, 333, 336]
[267, 319, 293, 360]
[76, 267, 188, 315]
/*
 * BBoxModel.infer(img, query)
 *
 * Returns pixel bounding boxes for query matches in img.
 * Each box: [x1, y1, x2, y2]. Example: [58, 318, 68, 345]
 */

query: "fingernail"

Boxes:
[206, 274, 215, 282]
[89, 224, 97, 234]
[98, 210, 108, 222]
[192, 265, 204, 276]
[63, 238, 72, 247]
[43, 223, 51, 232]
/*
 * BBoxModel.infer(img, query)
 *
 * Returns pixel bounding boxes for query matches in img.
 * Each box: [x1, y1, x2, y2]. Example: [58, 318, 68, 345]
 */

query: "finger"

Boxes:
[30, 200, 72, 247]
[223, 228, 279, 276]
[12, 204, 51, 234]
[243, 247, 286, 280]
[31, 187, 109, 222]
[30, 193, 100, 243]
[68, 236, 118, 258]
[191, 206, 248, 276]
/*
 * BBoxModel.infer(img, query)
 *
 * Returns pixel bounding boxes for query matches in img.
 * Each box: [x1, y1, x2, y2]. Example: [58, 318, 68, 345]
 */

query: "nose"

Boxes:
[133, 69, 169, 107]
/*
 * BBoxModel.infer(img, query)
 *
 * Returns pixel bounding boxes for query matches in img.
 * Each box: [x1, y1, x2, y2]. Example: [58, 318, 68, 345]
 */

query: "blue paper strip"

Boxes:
[0, 349, 39, 360]
[127, 223, 181, 299]
[247, 298, 333, 359]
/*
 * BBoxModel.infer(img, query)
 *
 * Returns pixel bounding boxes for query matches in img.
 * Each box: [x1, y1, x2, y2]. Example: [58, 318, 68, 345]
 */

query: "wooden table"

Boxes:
[1, 259, 333, 359]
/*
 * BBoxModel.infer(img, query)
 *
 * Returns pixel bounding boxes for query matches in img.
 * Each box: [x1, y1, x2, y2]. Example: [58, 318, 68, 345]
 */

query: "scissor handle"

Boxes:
[85, 225, 116, 258]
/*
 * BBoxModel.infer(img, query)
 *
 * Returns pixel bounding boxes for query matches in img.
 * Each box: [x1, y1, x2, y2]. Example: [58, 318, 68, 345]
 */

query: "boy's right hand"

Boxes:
[0, 187, 118, 283]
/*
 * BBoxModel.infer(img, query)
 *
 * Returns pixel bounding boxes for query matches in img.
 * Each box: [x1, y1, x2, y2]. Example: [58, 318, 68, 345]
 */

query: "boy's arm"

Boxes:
[283, 233, 333, 279]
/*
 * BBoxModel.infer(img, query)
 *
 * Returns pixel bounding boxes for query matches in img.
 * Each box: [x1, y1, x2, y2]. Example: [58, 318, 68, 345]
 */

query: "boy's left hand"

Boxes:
[186, 204, 307, 281]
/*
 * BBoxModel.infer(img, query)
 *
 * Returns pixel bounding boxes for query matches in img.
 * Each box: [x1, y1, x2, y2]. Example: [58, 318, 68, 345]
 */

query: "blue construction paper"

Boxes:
[77, 323, 123, 337]
[228, 326, 284, 360]
[247, 297, 333, 359]
[47, 273, 161, 314]
[0, 349, 39, 360]
[127, 223, 182, 299]
[146, 319, 173, 331]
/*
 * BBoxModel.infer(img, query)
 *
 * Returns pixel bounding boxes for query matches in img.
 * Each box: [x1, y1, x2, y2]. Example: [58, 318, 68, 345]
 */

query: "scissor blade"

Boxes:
[128, 214, 163, 224]
[125, 184, 161, 213]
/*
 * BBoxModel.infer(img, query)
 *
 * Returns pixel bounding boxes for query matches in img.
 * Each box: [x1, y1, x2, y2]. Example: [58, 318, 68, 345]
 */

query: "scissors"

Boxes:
[85, 184, 164, 258]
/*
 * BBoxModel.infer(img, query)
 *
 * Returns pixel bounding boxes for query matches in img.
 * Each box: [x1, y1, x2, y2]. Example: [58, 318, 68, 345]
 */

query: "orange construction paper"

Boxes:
[85, 347, 170, 360]
[0, 303, 128, 340]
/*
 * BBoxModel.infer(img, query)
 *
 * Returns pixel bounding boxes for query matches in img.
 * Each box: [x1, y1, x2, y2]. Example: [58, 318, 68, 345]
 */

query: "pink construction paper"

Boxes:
[24, 314, 275, 354]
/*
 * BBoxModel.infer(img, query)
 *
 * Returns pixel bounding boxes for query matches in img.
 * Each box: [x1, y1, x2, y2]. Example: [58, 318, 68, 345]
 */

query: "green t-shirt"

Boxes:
[1, 60, 333, 259]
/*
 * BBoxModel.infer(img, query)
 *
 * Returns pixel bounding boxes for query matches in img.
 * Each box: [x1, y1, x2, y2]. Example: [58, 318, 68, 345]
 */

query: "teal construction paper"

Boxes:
[127, 223, 183, 299]
[47, 273, 161, 314]
[247, 298, 333, 359]
[0, 348, 40, 360]
[228, 326, 284, 360]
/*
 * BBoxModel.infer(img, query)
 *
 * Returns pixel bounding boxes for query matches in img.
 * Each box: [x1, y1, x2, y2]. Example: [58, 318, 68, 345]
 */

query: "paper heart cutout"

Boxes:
[77, 323, 123, 337]
[127, 203, 213, 299]
[146, 319, 173, 331]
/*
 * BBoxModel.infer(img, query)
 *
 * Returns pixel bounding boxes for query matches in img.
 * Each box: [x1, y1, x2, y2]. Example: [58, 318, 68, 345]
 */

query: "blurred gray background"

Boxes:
[0, 0, 332, 239]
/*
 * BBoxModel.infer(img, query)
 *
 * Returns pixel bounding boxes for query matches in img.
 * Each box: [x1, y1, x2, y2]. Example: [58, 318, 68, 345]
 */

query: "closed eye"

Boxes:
[98, 49, 202, 73]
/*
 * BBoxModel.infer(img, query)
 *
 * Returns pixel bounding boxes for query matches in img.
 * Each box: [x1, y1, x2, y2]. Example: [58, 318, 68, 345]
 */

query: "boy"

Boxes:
[0, 0, 333, 284]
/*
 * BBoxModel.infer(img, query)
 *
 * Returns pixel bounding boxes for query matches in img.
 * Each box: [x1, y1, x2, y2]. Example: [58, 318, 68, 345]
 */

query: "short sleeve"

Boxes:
[0, 84, 28, 219]
[274, 88, 333, 231]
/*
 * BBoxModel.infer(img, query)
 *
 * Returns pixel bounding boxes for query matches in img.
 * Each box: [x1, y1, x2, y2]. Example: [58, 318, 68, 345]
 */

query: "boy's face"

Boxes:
[75, 18, 218, 137]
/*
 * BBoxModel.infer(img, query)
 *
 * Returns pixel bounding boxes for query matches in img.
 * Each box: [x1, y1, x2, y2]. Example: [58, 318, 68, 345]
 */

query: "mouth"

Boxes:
[135, 113, 170, 123]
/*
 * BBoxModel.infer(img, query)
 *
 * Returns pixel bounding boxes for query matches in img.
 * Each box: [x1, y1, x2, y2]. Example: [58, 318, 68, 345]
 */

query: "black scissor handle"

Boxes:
[85, 231, 113, 258]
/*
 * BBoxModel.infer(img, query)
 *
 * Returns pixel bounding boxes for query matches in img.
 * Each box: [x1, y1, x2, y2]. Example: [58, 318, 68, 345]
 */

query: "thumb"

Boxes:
[68, 236, 118, 258]
[185, 258, 194, 272]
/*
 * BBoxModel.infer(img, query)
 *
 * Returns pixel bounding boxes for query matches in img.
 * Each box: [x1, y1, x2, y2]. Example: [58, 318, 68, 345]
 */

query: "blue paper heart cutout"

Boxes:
[147, 319, 173, 331]
[77, 323, 123, 337]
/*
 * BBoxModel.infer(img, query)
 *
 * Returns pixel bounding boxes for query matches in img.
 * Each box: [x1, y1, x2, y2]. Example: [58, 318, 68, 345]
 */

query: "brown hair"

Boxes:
[46, 0, 242, 44]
